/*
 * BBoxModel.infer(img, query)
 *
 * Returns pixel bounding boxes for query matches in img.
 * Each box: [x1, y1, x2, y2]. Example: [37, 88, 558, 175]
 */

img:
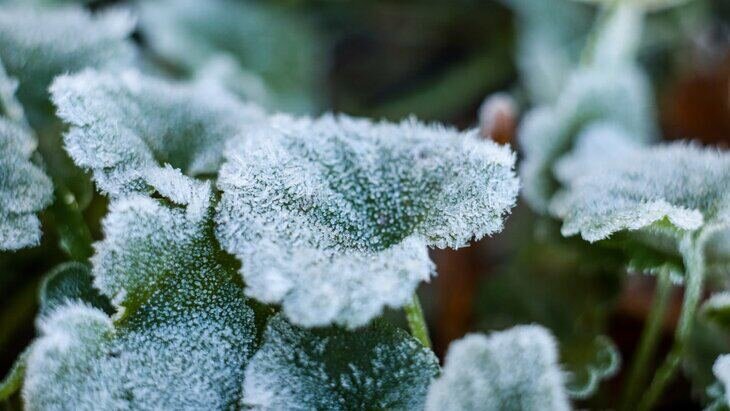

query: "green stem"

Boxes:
[619, 267, 672, 410]
[404, 293, 431, 349]
[45, 181, 94, 261]
[638, 235, 705, 411]
[0, 349, 28, 401]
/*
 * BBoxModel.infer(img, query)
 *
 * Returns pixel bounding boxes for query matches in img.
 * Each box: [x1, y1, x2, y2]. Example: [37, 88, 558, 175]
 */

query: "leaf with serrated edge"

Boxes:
[23, 171, 258, 409]
[425, 325, 571, 411]
[216, 113, 519, 328]
[242, 314, 439, 410]
[51, 69, 265, 196]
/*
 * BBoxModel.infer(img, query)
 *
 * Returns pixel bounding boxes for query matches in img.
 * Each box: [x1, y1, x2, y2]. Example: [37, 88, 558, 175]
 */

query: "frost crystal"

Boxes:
[425, 325, 570, 411]
[216, 114, 519, 327]
[242, 315, 440, 410]
[0, 5, 134, 118]
[713, 355, 730, 406]
[137, 0, 319, 111]
[23, 173, 258, 409]
[519, 65, 655, 213]
[550, 127, 730, 245]
[0, 118, 53, 250]
[51, 69, 265, 196]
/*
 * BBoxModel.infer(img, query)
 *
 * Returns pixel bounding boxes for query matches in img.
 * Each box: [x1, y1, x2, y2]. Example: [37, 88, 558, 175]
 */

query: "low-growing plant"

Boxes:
[0, 0, 728, 410]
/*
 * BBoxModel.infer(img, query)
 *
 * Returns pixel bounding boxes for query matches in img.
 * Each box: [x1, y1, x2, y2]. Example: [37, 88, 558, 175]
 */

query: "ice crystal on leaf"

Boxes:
[550, 127, 730, 252]
[23, 173, 259, 409]
[0, 118, 53, 251]
[242, 314, 439, 410]
[216, 114, 519, 327]
[0, 5, 135, 120]
[425, 325, 570, 411]
[713, 355, 730, 406]
[518, 65, 654, 213]
[51, 69, 265, 196]
[137, 0, 319, 112]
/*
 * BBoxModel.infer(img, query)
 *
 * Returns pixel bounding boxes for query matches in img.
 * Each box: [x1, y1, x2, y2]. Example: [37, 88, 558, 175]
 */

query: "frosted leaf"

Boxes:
[51, 69, 266, 196]
[713, 355, 730, 406]
[0, 5, 134, 118]
[519, 64, 655, 213]
[425, 325, 570, 411]
[702, 292, 730, 330]
[216, 114, 519, 327]
[39, 262, 112, 317]
[550, 127, 730, 248]
[23, 175, 259, 409]
[0, 118, 53, 250]
[137, 0, 319, 112]
[242, 314, 439, 410]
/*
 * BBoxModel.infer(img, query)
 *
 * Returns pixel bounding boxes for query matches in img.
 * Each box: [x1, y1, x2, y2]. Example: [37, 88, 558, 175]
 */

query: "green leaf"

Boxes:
[216, 114, 519, 328]
[51, 69, 265, 197]
[563, 335, 620, 399]
[23, 173, 260, 409]
[0, 118, 53, 251]
[242, 314, 439, 410]
[702, 293, 730, 330]
[550, 125, 730, 262]
[39, 262, 112, 316]
[138, 0, 320, 112]
[425, 326, 571, 411]
[0, 4, 134, 122]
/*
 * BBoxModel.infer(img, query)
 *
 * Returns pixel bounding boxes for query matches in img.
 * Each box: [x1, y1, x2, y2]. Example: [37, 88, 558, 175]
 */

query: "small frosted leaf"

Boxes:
[24, 175, 259, 409]
[519, 65, 655, 213]
[550, 127, 730, 246]
[51, 69, 265, 196]
[39, 262, 113, 316]
[0, 5, 134, 117]
[564, 335, 621, 399]
[425, 325, 570, 411]
[0, 118, 53, 250]
[138, 0, 320, 112]
[242, 314, 439, 410]
[713, 355, 730, 406]
[216, 113, 519, 327]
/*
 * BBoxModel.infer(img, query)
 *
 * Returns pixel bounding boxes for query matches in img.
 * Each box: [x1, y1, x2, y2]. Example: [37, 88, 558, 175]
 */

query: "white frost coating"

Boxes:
[0, 5, 135, 112]
[242, 315, 440, 410]
[216, 113, 519, 327]
[24, 175, 258, 409]
[551, 129, 730, 243]
[713, 355, 730, 406]
[425, 325, 570, 411]
[519, 64, 655, 213]
[0, 118, 53, 250]
[51, 68, 266, 196]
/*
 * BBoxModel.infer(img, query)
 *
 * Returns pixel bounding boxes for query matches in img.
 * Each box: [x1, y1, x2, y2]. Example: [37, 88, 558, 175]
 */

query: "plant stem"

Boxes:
[404, 293, 432, 349]
[638, 236, 705, 411]
[0, 349, 28, 401]
[45, 181, 94, 261]
[619, 267, 672, 410]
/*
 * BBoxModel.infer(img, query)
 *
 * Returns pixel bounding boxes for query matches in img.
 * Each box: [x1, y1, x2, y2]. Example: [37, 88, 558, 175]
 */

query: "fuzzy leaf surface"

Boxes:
[242, 314, 439, 410]
[425, 325, 570, 411]
[216, 113, 519, 327]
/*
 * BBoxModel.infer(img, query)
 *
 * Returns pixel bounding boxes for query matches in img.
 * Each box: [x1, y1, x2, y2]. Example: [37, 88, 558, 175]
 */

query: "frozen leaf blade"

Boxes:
[0, 118, 53, 250]
[24, 175, 259, 409]
[425, 326, 570, 411]
[216, 114, 519, 327]
[39, 262, 113, 316]
[51, 69, 265, 196]
[242, 315, 439, 410]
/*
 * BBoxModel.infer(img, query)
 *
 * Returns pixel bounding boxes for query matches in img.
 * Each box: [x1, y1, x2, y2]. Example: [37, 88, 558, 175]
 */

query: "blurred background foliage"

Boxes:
[1, 0, 729, 409]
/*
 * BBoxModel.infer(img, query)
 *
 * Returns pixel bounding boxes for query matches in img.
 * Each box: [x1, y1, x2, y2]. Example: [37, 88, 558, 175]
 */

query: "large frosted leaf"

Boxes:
[216, 114, 519, 327]
[550, 126, 730, 254]
[0, 5, 134, 120]
[138, 0, 320, 112]
[425, 325, 570, 411]
[51, 69, 265, 196]
[242, 314, 439, 410]
[518, 64, 655, 213]
[23, 172, 259, 409]
[0, 118, 53, 250]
